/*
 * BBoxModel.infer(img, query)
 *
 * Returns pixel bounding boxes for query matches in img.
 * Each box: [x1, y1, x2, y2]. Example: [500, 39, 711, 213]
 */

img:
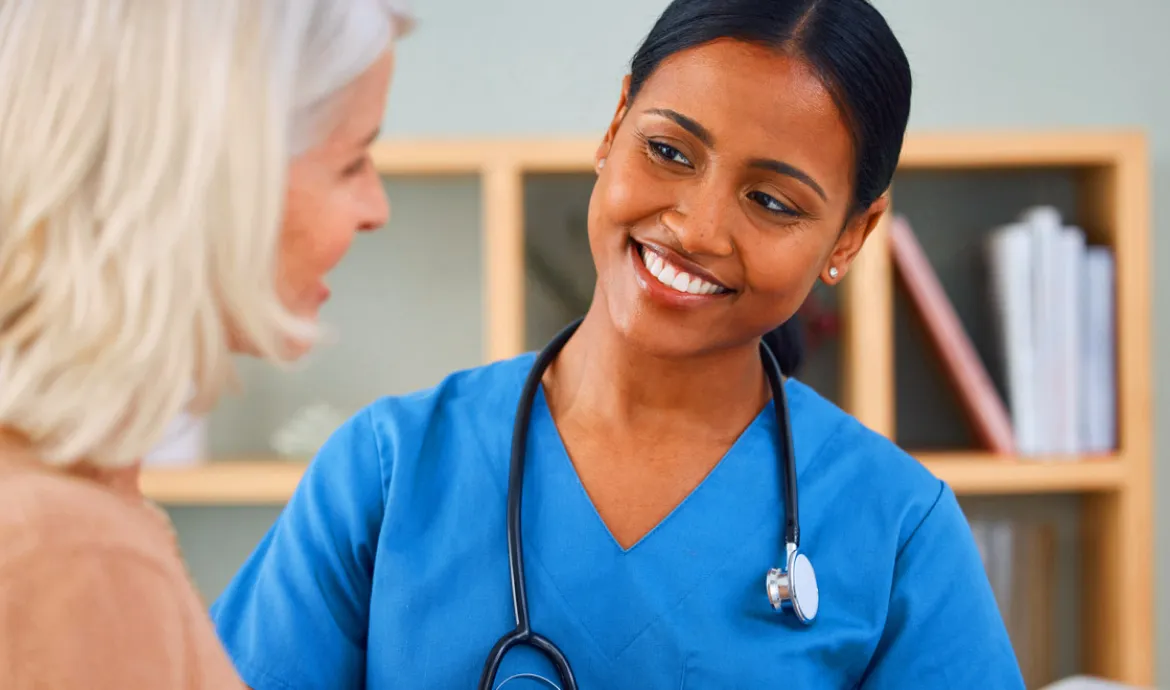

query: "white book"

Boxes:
[1055, 226, 1086, 454]
[1020, 206, 1063, 455]
[1081, 247, 1116, 452]
[986, 224, 1038, 454]
[1041, 676, 1156, 690]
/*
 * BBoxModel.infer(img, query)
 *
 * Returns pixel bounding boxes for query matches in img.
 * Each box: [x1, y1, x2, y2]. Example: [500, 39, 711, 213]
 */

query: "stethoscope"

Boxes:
[477, 317, 819, 690]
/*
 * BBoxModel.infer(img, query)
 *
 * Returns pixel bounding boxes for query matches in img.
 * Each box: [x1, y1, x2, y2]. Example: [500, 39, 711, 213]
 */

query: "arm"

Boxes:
[858, 483, 1026, 689]
[3, 544, 240, 689]
[211, 406, 387, 690]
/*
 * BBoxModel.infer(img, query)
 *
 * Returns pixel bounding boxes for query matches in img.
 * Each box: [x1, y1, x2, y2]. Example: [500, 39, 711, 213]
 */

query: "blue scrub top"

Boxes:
[210, 354, 1024, 689]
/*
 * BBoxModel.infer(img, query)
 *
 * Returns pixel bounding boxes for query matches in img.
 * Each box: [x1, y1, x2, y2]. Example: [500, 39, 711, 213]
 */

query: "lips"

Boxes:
[633, 241, 731, 296]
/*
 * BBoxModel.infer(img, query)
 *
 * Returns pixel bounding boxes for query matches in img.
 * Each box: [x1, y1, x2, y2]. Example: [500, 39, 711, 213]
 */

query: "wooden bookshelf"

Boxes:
[162, 130, 1152, 685]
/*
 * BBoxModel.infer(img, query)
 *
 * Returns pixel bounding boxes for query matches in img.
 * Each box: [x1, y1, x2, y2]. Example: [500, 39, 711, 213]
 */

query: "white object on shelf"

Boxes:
[1040, 676, 1156, 690]
[270, 402, 348, 459]
[143, 412, 208, 467]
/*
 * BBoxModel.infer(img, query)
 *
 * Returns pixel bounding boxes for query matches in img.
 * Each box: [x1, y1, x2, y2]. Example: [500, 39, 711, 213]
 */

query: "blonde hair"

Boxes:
[0, 0, 414, 467]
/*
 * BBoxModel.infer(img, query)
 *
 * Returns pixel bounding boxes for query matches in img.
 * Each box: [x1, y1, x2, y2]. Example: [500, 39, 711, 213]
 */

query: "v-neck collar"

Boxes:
[534, 386, 771, 555]
[514, 384, 802, 661]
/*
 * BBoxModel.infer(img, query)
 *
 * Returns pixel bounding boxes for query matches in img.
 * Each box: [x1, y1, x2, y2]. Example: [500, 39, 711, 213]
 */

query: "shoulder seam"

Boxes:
[894, 479, 947, 561]
[797, 415, 853, 481]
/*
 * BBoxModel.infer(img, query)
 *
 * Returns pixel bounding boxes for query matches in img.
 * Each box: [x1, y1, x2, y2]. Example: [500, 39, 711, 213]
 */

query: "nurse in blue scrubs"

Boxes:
[211, 0, 1026, 687]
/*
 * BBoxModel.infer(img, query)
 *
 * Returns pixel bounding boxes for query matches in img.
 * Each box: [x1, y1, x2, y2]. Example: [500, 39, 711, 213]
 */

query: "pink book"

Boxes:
[888, 214, 1016, 454]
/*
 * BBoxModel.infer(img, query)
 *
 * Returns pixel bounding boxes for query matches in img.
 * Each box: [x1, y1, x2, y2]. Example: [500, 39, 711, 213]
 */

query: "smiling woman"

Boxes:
[208, 1, 1026, 689]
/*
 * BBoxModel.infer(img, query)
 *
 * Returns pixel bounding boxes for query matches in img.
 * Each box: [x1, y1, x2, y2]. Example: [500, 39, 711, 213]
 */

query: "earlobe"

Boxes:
[822, 194, 891, 285]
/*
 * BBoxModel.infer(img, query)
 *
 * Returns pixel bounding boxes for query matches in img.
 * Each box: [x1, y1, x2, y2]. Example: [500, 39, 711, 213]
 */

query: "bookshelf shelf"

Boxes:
[143, 453, 1123, 502]
[171, 129, 1150, 685]
[917, 453, 1127, 494]
[145, 454, 1127, 505]
[142, 460, 306, 505]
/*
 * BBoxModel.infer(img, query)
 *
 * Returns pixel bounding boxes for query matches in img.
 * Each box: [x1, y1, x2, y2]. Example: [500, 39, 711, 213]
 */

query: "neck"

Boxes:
[543, 307, 771, 434]
[0, 426, 143, 499]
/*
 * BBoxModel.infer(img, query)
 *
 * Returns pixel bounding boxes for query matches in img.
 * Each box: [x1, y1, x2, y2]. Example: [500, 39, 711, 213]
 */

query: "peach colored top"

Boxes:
[0, 450, 245, 689]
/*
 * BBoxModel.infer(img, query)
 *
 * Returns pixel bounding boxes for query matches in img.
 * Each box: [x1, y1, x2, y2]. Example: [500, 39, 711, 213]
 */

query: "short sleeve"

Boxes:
[210, 407, 386, 690]
[859, 483, 1026, 689]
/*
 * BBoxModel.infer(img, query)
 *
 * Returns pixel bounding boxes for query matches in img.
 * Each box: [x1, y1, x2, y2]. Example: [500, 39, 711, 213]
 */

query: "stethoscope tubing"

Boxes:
[478, 317, 801, 690]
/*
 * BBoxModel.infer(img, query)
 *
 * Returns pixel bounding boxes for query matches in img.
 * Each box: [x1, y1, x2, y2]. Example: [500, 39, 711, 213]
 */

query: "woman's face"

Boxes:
[278, 48, 396, 336]
[588, 39, 887, 358]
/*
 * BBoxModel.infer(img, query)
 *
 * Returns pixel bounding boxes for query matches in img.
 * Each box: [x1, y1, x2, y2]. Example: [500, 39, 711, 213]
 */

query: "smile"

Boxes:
[636, 243, 730, 296]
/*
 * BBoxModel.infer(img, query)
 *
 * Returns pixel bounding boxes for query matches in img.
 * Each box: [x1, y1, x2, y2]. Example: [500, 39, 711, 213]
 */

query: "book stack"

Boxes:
[889, 209, 1116, 457]
[985, 207, 1116, 456]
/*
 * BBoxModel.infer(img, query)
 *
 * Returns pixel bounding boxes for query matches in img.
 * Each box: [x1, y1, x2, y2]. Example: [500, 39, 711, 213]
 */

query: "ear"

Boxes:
[595, 74, 632, 173]
[820, 193, 890, 285]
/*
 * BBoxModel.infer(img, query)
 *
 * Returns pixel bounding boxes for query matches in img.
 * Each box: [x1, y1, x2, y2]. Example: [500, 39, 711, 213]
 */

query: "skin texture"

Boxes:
[275, 48, 396, 352]
[543, 39, 889, 549]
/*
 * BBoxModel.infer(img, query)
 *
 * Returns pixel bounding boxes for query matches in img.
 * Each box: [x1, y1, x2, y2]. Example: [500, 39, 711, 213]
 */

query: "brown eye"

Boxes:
[648, 140, 692, 167]
[747, 190, 798, 217]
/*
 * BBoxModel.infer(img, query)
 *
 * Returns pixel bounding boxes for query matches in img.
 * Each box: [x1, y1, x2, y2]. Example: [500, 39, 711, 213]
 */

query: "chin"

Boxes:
[224, 309, 320, 362]
[593, 243, 736, 359]
[602, 298, 723, 360]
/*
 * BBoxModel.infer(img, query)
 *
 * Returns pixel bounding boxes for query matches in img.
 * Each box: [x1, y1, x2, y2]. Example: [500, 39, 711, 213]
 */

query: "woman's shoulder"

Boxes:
[367, 352, 535, 423]
[784, 378, 953, 543]
[0, 461, 176, 567]
[0, 464, 201, 630]
[355, 352, 535, 449]
[305, 353, 537, 488]
[0, 465, 243, 689]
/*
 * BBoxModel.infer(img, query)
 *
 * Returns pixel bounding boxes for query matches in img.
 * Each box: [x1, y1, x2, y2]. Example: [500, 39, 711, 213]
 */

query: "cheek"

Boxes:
[588, 158, 674, 255]
[743, 231, 828, 304]
[278, 184, 357, 294]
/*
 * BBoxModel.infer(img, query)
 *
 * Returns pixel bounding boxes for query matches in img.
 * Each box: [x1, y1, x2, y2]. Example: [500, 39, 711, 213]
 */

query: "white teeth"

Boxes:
[649, 254, 665, 278]
[639, 245, 722, 296]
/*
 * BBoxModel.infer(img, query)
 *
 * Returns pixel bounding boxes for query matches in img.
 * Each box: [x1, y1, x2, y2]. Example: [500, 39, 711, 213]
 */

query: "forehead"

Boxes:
[326, 49, 395, 144]
[631, 39, 855, 196]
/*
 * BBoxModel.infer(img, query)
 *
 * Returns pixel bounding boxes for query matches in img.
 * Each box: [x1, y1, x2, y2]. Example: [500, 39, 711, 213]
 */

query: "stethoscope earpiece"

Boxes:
[766, 543, 820, 624]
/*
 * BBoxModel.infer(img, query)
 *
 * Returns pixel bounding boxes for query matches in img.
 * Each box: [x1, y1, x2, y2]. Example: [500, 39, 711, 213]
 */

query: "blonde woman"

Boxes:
[0, 1, 413, 687]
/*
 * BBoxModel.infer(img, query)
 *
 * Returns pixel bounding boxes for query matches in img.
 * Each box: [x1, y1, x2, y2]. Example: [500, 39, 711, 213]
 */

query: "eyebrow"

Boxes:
[646, 108, 712, 146]
[748, 158, 828, 202]
[645, 107, 829, 203]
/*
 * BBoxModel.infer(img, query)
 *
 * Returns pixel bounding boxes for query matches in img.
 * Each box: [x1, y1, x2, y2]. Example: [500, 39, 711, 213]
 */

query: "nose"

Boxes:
[661, 183, 735, 257]
[360, 173, 390, 233]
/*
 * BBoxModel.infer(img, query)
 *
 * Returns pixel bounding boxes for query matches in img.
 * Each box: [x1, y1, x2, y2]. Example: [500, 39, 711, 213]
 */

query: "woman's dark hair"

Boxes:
[763, 316, 805, 377]
[627, 0, 913, 376]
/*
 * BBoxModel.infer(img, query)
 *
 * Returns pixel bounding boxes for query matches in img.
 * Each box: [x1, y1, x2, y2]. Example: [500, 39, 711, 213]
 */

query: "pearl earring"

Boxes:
[598, 158, 606, 170]
[828, 266, 839, 279]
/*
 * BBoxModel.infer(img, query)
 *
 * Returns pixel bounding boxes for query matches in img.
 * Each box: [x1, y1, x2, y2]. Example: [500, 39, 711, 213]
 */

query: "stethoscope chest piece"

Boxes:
[766, 544, 819, 624]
